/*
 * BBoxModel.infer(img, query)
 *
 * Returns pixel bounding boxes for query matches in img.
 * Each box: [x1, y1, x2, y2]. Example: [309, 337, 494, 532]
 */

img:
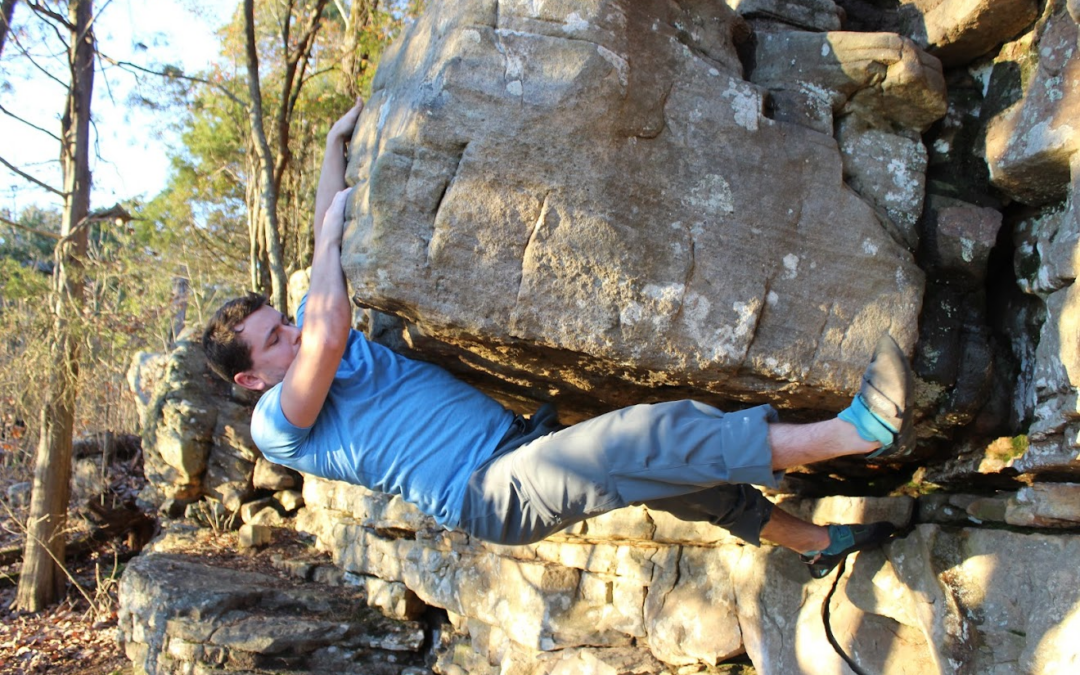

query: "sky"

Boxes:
[0, 0, 238, 216]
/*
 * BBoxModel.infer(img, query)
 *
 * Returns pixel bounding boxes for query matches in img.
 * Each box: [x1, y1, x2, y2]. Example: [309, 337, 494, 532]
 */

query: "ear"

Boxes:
[234, 371, 267, 392]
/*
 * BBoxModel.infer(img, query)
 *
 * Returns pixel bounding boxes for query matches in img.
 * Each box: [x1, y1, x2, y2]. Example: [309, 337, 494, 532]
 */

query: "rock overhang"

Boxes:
[342, 0, 930, 416]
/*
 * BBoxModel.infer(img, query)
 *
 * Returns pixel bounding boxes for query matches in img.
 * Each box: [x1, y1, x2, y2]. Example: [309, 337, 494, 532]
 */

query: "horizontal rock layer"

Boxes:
[294, 475, 1080, 675]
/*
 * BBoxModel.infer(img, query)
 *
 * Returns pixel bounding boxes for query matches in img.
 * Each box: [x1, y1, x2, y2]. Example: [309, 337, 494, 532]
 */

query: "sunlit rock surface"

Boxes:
[341, 0, 928, 418]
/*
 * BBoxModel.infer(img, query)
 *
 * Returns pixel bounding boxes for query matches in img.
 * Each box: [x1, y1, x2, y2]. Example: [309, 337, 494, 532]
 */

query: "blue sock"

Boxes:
[805, 524, 855, 557]
[838, 394, 897, 448]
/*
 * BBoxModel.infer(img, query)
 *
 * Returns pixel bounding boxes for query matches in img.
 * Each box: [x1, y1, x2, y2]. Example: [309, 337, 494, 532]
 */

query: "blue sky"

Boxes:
[0, 0, 237, 216]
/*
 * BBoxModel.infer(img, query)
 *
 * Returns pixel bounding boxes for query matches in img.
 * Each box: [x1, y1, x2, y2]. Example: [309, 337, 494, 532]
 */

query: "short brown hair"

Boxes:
[202, 293, 269, 382]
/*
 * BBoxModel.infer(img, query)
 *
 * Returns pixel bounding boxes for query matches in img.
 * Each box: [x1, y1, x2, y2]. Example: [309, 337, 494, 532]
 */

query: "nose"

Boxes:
[286, 324, 301, 345]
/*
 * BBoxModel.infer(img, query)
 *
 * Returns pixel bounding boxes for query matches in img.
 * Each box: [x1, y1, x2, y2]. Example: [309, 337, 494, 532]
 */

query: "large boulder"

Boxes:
[1010, 155, 1080, 477]
[984, 3, 1080, 206]
[835, 0, 1041, 67]
[342, 0, 929, 418]
[117, 550, 427, 675]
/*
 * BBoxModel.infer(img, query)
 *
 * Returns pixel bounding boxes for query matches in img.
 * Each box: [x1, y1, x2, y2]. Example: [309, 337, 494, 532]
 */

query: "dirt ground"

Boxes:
[0, 438, 145, 675]
[0, 546, 133, 675]
[0, 510, 327, 674]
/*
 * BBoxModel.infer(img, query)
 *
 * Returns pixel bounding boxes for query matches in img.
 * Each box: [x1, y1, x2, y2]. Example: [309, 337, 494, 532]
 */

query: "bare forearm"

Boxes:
[303, 237, 351, 348]
[313, 98, 364, 243]
[279, 186, 353, 429]
[313, 139, 348, 243]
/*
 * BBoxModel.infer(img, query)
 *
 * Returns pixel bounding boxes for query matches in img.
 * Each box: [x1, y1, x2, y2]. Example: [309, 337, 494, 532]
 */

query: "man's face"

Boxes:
[233, 305, 301, 391]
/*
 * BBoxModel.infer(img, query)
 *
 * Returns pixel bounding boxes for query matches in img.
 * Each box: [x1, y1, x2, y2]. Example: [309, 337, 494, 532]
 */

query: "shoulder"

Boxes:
[252, 383, 312, 458]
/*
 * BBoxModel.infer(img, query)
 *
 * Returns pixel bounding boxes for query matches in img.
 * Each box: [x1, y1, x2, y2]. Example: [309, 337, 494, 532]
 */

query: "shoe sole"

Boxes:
[862, 335, 915, 460]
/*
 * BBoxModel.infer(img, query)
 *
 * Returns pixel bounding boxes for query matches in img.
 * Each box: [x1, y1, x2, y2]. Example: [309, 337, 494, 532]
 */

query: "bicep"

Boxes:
[279, 339, 347, 429]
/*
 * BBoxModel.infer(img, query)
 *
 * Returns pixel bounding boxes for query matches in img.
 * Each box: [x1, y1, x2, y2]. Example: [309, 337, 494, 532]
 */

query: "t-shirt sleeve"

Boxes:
[295, 292, 308, 327]
[250, 383, 312, 460]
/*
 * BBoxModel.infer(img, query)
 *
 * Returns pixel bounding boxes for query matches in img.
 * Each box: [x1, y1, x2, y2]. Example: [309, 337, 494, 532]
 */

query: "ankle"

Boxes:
[830, 417, 881, 456]
[839, 395, 897, 451]
[800, 527, 831, 555]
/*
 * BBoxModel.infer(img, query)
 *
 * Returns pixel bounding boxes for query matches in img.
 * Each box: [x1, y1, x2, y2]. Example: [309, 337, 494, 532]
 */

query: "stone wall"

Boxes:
[294, 476, 1080, 674]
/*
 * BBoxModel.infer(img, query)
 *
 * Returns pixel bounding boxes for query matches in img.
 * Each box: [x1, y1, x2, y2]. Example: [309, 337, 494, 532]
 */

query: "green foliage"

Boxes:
[1008, 434, 1029, 461]
[0, 258, 50, 300]
[143, 0, 421, 295]
[0, 206, 59, 262]
[0, 209, 185, 457]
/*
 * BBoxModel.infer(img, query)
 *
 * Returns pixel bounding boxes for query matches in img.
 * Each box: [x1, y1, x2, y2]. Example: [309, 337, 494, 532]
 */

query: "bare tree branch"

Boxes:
[299, 64, 340, 89]
[96, 52, 248, 109]
[7, 25, 70, 88]
[80, 0, 112, 44]
[0, 103, 63, 142]
[186, 219, 248, 266]
[0, 155, 66, 196]
[273, 0, 329, 196]
[25, 0, 73, 30]
[55, 204, 134, 253]
[0, 213, 62, 240]
[332, 0, 348, 30]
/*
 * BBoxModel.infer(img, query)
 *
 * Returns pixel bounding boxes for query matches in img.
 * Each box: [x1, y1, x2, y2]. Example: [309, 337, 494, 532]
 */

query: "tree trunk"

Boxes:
[16, 0, 95, 612]
[341, 0, 376, 97]
[0, 0, 17, 58]
[245, 150, 265, 295]
[243, 0, 289, 314]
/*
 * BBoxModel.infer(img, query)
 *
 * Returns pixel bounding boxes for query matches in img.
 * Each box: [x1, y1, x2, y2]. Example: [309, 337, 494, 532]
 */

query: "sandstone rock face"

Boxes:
[117, 549, 428, 675]
[1011, 154, 1080, 476]
[292, 477, 1080, 674]
[137, 336, 304, 509]
[343, 0, 928, 417]
[724, 0, 843, 31]
[984, 4, 1080, 206]
[903, 0, 1041, 66]
[836, 0, 1041, 67]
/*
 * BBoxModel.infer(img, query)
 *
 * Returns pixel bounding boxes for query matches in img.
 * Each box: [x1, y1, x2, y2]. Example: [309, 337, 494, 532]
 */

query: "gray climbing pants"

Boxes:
[457, 400, 780, 546]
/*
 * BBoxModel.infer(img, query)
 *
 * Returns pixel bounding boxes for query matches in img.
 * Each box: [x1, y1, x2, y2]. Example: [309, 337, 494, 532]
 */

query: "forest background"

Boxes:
[0, 0, 422, 635]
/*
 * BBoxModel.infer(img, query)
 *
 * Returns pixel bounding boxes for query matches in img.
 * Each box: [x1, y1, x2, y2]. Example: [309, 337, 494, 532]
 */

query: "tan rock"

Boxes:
[248, 506, 288, 528]
[922, 196, 1004, 281]
[237, 523, 271, 549]
[239, 497, 273, 523]
[253, 457, 299, 491]
[344, 0, 925, 418]
[274, 489, 304, 513]
[751, 29, 948, 132]
[1005, 483, 1080, 526]
[836, 117, 929, 250]
[778, 494, 915, 527]
[364, 576, 427, 621]
[903, 0, 1041, 66]
[985, 7, 1080, 205]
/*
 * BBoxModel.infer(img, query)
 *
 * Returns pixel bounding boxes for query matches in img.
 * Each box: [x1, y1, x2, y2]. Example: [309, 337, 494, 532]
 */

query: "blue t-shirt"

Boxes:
[250, 295, 514, 527]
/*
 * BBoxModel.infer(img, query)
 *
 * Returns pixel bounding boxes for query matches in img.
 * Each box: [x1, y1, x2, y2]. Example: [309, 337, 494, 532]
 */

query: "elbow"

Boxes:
[307, 333, 349, 355]
[300, 323, 350, 355]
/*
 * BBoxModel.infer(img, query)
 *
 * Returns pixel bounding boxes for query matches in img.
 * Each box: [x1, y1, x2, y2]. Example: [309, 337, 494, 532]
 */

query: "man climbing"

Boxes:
[202, 100, 913, 579]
